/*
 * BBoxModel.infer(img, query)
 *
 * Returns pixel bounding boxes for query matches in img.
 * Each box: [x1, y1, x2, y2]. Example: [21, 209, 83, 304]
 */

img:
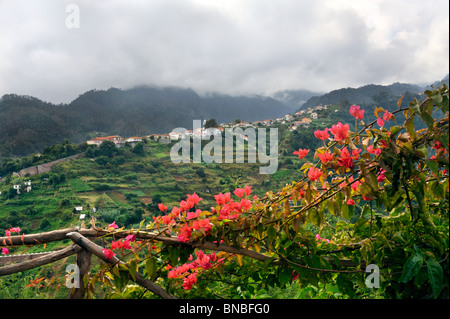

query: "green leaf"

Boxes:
[405, 115, 416, 138]
[400, 253, 424, 283]
[128, 260, 137, 281]
[168, 246, 180, 266]
[364, 170, 379, 192]
[145, 257, 157, 280]
[426, 258, 443, 298]
[267, 225, 277, 242]
[308, 208, 321, 227]
[278, 267, 292, 287]
[430, 181, 444, 199]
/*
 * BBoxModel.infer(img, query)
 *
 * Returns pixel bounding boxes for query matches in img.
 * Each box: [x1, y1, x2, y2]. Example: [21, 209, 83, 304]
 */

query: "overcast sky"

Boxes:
[0, 0, 448, 104]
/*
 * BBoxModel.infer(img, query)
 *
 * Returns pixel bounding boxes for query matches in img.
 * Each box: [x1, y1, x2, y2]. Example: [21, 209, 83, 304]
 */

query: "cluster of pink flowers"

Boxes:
[377, 110, 393, 127]
[315, 234, 330, 244]
[2, 227, 21, 255]
[213, 186, 252, 222]
[167, 250, 224, 290]
[350, 105, 365, 120]
[4, 227, 21, 237]
[151, 188, 253, 244]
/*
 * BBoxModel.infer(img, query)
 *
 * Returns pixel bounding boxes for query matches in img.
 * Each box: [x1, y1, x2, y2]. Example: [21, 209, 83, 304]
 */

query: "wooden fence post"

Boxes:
[68, 248, 91, 299]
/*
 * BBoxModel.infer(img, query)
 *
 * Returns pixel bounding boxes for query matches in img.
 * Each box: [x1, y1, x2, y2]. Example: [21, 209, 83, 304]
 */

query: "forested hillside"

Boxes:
[0, 86, 290, 157]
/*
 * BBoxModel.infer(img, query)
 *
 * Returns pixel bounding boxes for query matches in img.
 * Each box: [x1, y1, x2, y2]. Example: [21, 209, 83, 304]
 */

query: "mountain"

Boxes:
[0, 86, 291, 157]
[271, 89, 322, 110]
[300, 83, 424, 110]
[299, 76, 449, 110]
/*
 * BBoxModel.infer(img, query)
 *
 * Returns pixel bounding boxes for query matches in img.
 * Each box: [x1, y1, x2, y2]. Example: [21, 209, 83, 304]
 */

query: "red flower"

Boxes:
[377, 118, 385, 127]
[293, 148, 309, 159]
[367, 145, 382, 156]
[187, 209, 202, 219]
[382, 110, 393, 121]
[192, 218, 212, 233]
[2, 248, 9, 255]
[108, 221, 119, 229]
[314, 128, 329, 141]
[103, 248, 116, 260]
[240, 198, 251, 211]
[349, 177, 361, 192]
[317, 151, 333, 164]
[187, 193, 202, 206]
[308, 167, 322, 181]
[347, 199, 355, 205]
[177, 225, 193, 243]
[338, 147, 353, 169]
[234, 188, 244, 198]
[330, 122, 349, 141]
[158, 203, 168, 213]
[244, 185, 252, 196]
[350, 105, 364, 120]
[214, 192, 231, 205]
[182, 272, 198, 290]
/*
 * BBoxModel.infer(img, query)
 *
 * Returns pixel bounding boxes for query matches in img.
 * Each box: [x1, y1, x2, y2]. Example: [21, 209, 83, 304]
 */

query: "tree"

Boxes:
[132, 142, 144, 155]
[204, 119, 218, 128]
[98, 140, 118, 158]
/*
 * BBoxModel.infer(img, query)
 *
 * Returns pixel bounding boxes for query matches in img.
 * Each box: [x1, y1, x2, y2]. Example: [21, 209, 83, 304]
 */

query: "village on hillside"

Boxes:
[85, 105, 329, 146]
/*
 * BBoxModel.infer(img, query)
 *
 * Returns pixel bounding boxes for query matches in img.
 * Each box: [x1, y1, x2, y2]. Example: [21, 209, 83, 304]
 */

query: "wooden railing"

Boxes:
[0, 227, 176, 299]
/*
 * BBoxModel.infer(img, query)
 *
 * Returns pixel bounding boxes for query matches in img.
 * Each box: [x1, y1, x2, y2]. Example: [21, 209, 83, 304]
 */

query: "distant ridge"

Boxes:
[0, 86, 290, 157]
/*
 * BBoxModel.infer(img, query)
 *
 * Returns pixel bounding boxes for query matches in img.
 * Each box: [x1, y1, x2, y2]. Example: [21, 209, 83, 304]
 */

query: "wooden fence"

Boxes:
[0, 226, 176, 299]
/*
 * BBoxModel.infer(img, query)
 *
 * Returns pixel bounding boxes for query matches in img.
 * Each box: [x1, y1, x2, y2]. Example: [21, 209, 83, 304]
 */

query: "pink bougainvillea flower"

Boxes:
[330, 122, 349, 141]
[240, 198, 252, 211]
[314, 128, 329, 141]
[187, 193, 202, 206]
[158, 203, 168, 213]
[182, 272, 198, 290]
[352, 148, 362, 160]
[378, 140, 387, 149]
[177, 225, 193, 243]
[293, 148, 309, 159]
[2, 247, 9, 255]
[377, 169, 387, 183]
[350, 105, 365, 120]
[317, 151, 333, 164]
[349, 176, 361, 192]
[103, 248, 116, 260]
[179, 200, 194, 212]
[187, 209, 202, 220]
[192, 218, 212, 233]
[5, 230, 10, 236]
[108, 221, 118, 229]
[244, 185, 252, 196]
[382, 110, 393, 122]
[308, 167, 322, 182]
[234, 188, 244, 198]
[367, 145, 382, 156]
[214, 192, 231, 206]
[171, 207, 181, 217]
[125, 234, 136, 242]
[315, 234, 330, 244]
[338, 147, 354, 169]
[377, 118, 385, 127]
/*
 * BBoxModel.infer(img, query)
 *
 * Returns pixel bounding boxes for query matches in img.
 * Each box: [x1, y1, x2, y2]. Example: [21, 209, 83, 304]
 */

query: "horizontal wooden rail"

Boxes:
[0, 244, 81, 276]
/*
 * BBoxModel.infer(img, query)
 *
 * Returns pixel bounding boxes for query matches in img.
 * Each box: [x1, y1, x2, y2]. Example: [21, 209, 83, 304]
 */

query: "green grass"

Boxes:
[69, 178, 93, 192]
